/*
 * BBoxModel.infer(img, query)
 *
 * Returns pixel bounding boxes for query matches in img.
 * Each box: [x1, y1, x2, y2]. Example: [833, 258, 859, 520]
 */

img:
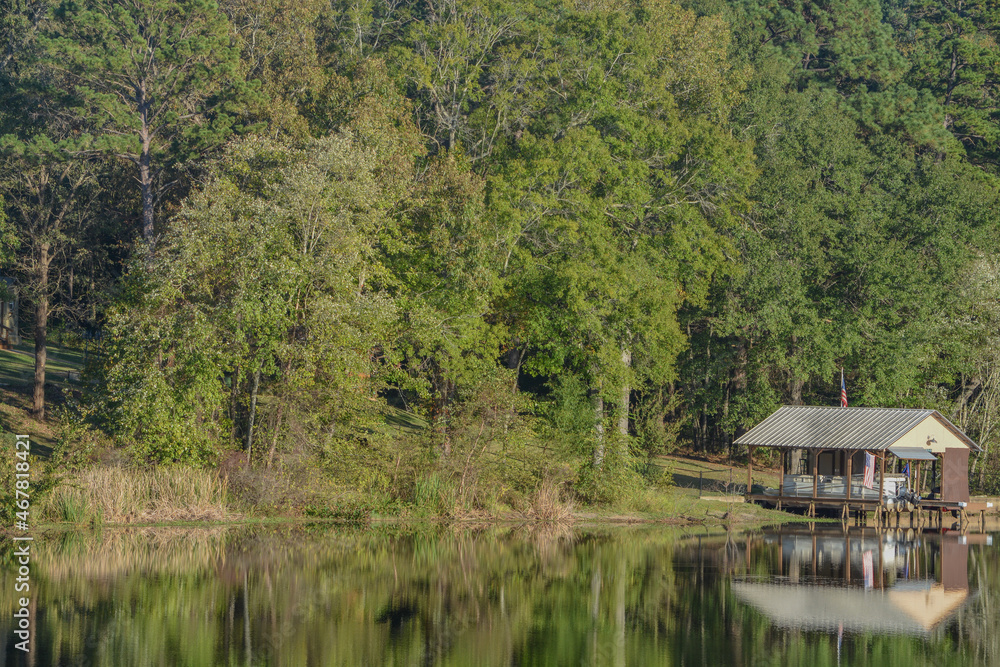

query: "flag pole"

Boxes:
[840, 368, 847, 408]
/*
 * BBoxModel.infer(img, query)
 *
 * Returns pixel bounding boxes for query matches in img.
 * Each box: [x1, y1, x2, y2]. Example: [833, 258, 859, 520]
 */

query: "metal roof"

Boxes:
[734, 406, 980, 452]
[888, 446, 939, 461]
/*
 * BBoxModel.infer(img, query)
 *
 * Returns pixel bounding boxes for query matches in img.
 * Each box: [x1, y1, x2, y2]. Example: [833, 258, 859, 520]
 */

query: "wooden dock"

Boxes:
[748, 492, 996, 530]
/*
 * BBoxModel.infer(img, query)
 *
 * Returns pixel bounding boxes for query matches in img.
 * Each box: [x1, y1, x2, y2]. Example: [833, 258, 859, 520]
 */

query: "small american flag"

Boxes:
[863, 549, 874, 589]
[841, 370, 848, 408]
[863, 451, 875, 489]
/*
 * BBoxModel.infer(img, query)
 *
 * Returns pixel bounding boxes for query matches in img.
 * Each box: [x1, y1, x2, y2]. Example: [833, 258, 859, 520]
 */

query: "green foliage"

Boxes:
[4, 0, 1000, 502]
[95, 133, 401, 463]
[678, 3, 1000, 449]
[42, 0, 244, 157]
[221, 0, 326, 139]
[542, 373, 597, 451]
[0, 194, 14, 265]
[575, 436, 643, 505]
[732, 0, 904, 88]
[890, 0, 1000, 168]
[0, 436, 61, 527]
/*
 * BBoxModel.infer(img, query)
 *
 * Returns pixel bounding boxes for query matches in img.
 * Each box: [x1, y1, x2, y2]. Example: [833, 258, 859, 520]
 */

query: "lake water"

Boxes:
[1, 522, 997, 666]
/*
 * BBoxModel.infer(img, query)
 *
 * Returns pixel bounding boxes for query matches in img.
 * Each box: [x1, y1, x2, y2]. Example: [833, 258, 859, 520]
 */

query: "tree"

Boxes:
[0, 0, 49, 77]
[220, 0, 326, 139]
[41, 0, 245, 245]
[97, 132, 408, 463]
[732, 0, 904, 89]
[889, 0, 1000, 168]
[487, 0, 753, 474]
[0, 144, 100, 417]
[679, 65, 1000, 449]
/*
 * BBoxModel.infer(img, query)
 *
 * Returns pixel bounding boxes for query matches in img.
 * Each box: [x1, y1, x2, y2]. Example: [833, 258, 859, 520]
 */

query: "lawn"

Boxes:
[654, 453, 781, 498]
[0, 337, 87, 390]
[0, 336, 89, 455]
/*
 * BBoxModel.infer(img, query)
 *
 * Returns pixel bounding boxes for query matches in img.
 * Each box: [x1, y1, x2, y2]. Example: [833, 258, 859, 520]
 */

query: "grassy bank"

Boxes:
[42, 467, 232, 524]
[6, 462, 796, 529]
[1, 340, 798, 529]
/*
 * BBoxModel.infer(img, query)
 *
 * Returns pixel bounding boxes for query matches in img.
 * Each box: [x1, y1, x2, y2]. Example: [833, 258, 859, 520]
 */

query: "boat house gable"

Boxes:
[895, 414, 977, 453]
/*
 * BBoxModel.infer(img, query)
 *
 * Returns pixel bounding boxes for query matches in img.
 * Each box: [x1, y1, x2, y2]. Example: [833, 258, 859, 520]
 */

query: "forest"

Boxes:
[2, 0, 1000, 513]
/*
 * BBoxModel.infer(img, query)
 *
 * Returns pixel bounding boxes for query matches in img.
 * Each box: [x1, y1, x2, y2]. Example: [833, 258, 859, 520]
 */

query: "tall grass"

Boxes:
[43, 466, 232, 524]
[517, 480, 574, 523]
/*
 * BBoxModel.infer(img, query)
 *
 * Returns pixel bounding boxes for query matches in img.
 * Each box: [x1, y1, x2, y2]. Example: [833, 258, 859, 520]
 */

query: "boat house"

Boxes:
[736, 406, 982, 518]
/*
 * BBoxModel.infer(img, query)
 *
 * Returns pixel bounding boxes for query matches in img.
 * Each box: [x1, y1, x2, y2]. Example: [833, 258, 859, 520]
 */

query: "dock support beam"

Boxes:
[778, 450, 785, 508]
[878, 452, 885, 508]
[845, 453, 853, 503]
[812, 449, 820, 503]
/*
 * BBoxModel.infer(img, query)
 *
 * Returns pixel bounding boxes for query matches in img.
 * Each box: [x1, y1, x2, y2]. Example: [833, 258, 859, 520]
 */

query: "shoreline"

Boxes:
[6, 500, 810, 533]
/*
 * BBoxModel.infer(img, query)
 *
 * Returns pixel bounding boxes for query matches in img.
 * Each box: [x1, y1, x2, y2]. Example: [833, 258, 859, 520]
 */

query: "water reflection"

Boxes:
[731, 527, 981, 636]
[0, 522, 996, 666]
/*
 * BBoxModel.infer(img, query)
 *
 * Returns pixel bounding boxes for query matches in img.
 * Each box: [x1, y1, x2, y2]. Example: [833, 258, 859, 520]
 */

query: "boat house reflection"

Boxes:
[731, 527, 981, 636]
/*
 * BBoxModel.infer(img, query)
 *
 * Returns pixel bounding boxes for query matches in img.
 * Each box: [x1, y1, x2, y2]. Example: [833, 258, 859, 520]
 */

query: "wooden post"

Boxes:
[927, 455, 944, 500]
[878, 452, 885, 507]
[779, 450, 785, 505]
[747, 446, 753, 496]
[812, 449, 820, 500]
[878, 537, 884, 589]
[845, 532, 851, 582]
[915, 461, 921, 496]
[846, 450, 853, 502]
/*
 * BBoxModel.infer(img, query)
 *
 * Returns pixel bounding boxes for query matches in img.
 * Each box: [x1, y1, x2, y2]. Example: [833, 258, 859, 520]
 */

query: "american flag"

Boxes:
[863, 451, 875, 489]
[841, 370, 848, 407]
[863, 549, 874, 589]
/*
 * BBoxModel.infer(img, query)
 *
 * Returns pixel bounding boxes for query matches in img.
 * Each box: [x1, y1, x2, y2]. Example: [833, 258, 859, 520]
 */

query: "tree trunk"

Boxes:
[951, 376, 982, 422]
[32, 243, 50, 418]
[593, 380, 605, 468]
[140, 150, 154, 245]
[267, 404, 283, 469]
[139, 97, 155, 246]
[245, 368, 260, 464]
[229, 365, 240, 445]
[506, 337, 525, 371]
[789, 376, 804, 405]
[618, 346, 630, 437]
[32, 297, 48, 417]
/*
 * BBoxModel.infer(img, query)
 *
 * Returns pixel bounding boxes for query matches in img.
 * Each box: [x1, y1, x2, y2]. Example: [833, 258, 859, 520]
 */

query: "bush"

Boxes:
[574, 436, 643, 505]
[0, 434, 61, 527]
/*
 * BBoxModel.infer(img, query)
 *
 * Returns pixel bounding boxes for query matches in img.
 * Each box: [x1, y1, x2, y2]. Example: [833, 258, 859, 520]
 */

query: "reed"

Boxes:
[518, 480, 574, 523]
[43, 466, 233, 524]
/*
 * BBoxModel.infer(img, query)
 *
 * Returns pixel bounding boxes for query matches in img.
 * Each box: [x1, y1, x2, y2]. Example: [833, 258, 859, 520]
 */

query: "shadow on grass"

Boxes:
[671, 472, 748, 496]
[0, 338, 85, 459]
